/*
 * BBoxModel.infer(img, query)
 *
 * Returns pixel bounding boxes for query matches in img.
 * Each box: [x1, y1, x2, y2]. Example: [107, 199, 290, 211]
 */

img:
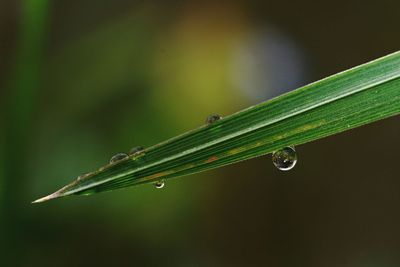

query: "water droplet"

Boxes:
[129, 146, 144, 155]
[272, 146, 297, 171]
[206, 114, 222, 125]
[154, 180, 165, 189]
[110, 152, 128, 164]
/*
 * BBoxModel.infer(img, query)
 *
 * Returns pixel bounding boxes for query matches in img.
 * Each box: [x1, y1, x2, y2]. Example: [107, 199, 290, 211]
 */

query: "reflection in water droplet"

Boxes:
[206, 114, 222, 125]
[110, 152, 128, 164]
[154, 180, 165, 189]
[272, 146, 297, 171]
[129, 146, 144, 155]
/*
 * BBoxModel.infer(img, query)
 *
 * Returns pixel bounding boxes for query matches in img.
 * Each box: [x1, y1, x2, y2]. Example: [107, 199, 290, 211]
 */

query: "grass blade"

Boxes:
[33, 51, 400, 203]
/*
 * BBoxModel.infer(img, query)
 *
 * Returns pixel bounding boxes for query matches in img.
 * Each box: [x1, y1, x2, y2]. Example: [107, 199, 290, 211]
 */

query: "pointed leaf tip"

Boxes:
[31, 192, 61, 204]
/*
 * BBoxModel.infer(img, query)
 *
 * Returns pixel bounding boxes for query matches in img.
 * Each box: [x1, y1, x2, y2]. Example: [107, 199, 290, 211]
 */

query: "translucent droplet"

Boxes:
[154, 180, 165, 189]
[129, 146, 144, 155]
[110, 152, 128, 164]
[272, 146, 297, 171]
[206, 114, 222, 125]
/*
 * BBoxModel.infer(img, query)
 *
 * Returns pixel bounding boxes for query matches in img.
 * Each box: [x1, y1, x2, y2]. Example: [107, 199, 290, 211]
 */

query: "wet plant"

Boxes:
[33, 51, 400, 203]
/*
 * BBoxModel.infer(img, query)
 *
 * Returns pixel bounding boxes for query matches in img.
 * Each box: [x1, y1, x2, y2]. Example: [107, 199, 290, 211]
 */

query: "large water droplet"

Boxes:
[110, 152, 128, 164]
[206, 114, 221, 125]
[129, 146, 144, 155]
[154, 180, 165, 189]
[272, 146, 297, 171]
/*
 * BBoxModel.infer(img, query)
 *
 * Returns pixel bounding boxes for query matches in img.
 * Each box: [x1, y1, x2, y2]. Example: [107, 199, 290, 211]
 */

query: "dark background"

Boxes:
[1, 1, 399, 266]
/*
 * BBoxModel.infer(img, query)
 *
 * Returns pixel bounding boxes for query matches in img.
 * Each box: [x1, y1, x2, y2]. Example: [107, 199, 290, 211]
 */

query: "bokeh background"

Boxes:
[1, 1, 399, 266]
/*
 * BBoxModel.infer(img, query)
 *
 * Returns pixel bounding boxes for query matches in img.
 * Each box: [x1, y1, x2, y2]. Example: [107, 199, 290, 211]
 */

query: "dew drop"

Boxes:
[110, 152, 128, 164]
[129, 146, 144, 155]
[206, 114, 221, 125]
[154, 180, 165, 189]
[272, 146, 297, 171]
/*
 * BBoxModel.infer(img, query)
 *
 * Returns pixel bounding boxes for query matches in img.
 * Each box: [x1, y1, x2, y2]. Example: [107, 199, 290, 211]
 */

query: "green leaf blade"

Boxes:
[33, 51, 400, 203]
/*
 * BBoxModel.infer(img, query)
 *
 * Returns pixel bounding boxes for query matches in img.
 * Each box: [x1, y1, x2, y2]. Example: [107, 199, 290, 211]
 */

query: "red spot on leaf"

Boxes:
[206, 156, 218, 163]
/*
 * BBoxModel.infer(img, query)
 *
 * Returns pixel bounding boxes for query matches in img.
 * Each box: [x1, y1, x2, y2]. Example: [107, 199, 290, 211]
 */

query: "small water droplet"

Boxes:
[206, 114, 221, 125]
[129, 146, 144, 155]
[154, 180, 165, 189]
[272, 146, 297, 171]
[110, 152, 128, 164]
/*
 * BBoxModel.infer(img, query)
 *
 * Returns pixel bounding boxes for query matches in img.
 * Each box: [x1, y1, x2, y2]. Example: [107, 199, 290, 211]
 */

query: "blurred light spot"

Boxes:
[231, 27, 307, 102]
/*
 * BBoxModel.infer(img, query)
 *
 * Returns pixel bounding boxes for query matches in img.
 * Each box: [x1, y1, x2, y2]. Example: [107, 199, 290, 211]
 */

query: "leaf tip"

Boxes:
[31, 191, 62, 204]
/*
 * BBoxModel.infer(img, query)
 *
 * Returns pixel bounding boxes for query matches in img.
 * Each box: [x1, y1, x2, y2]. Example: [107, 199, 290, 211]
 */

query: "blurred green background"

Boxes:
[1, 0, 399, 266]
